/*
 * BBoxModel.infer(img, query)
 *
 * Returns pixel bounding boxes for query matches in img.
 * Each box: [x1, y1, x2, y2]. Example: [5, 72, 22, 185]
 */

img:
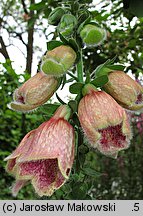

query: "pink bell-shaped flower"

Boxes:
[78, 84, 132, 158]
[103, 71, 143, 111]
[4, 105, 75, 197]
[8, 71, 58, 112]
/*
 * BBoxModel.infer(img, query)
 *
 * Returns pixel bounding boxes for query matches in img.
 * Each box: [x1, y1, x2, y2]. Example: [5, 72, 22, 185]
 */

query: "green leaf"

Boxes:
[55, 190, 64, 199]
[47, 40, 63, 51]
[68, 38, 79, 52]
[70, 173, 80, 182]
[59, 33, 69, 44]
[78, 11, 90, 25]
[93, 56, 117, 77]
[72, 182, 88, 199]
[93, 63, 110, 77]
[40, 104, 60, 115]
[107, 64, 125, 71]
[68, 100, 78, 112]
[82, 167, 102, 177]
[29, 2, 45, 11]
[56, 36, 79, 53]
[77, 11, 91, 33]
[91, 75, 109, 87]
[69, 82, 84, 94]
[71, 1, 80, 13]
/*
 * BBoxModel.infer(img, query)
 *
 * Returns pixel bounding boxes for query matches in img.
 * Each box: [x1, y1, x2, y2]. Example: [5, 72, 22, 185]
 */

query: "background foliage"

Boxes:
[0, 0, 143, 200]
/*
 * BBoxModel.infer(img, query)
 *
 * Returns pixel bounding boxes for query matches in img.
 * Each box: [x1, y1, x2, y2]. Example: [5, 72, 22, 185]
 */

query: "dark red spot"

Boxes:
[18, 95, 25, 104]
[66, 168, 70, 176]
[98, 124, 126, 149]
[136, 93, 143, 104]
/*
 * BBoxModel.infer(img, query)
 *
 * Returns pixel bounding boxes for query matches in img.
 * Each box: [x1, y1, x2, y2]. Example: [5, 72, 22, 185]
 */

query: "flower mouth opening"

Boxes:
[19, 159, 58, 180]
[98, 124, 127, 151]
[135, 93, 143, 104]
[13, 158, 67, 195]
[17, 95, 25, 104]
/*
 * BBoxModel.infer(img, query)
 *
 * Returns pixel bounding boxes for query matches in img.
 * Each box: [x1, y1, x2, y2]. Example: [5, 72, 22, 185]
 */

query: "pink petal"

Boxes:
[5, 130, 36, 176]
[12, 180, 28, 197]
[6, 158, 16, 173]
[8, 102, 37, 112]
[5, 130, 36, 162]
[79, 91, 124, 130]
[18, 118, 74, 178]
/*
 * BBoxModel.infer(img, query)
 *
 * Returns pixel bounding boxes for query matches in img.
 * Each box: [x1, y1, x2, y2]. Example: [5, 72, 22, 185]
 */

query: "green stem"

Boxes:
[76, 49, 84, 83]
[56, 93, 66, 105]
[67, 72, 79, 82]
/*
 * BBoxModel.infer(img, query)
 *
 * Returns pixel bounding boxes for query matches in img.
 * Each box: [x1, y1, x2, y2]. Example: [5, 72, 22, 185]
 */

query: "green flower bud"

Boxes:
[80, 24, 106, 47]
[41, 45, 76, 76]
[48, 7, 65, 25]
[57, 14, 77, 37]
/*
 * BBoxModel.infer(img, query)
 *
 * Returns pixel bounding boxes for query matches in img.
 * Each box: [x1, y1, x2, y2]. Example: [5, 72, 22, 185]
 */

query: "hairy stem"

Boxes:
[76, 49, 84, 83]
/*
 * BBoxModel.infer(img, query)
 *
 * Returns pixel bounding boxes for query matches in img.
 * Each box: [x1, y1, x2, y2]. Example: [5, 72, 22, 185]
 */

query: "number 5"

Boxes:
[134, 203, 139, 211]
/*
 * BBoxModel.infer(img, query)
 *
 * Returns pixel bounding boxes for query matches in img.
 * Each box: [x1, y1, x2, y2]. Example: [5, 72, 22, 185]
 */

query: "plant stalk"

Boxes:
[76, 49, 84, 83]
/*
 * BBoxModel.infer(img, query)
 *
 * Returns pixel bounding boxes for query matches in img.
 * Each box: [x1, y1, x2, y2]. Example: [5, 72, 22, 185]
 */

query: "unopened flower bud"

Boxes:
[103, 71, 143, 111]
[41, 45, 76, 76]
[48, 7, 65, 25]
[8, 72, 58, 112]
[57, 14, 77, 37]
[78, 84, 132, 158]
[80, 24, 106, 47]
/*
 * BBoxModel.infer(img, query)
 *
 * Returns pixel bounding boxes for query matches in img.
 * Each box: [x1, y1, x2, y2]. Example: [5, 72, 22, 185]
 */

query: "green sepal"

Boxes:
[47, 40, 63, 51]
[69, 82, 84, 94]
[91, 75, 109, 87]
[39, 104, 60, 116]
[68, 100, 78, 113]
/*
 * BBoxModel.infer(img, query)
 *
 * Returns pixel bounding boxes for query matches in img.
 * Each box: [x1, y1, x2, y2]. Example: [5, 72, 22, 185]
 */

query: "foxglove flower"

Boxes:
[80, 24, 106, 47]
[8, 72, 58, 112]
[103, 71, 143, 111]
[78, 84, 132, 158]
[41, 45, 76, 76]
[4, 105, 75, 197]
